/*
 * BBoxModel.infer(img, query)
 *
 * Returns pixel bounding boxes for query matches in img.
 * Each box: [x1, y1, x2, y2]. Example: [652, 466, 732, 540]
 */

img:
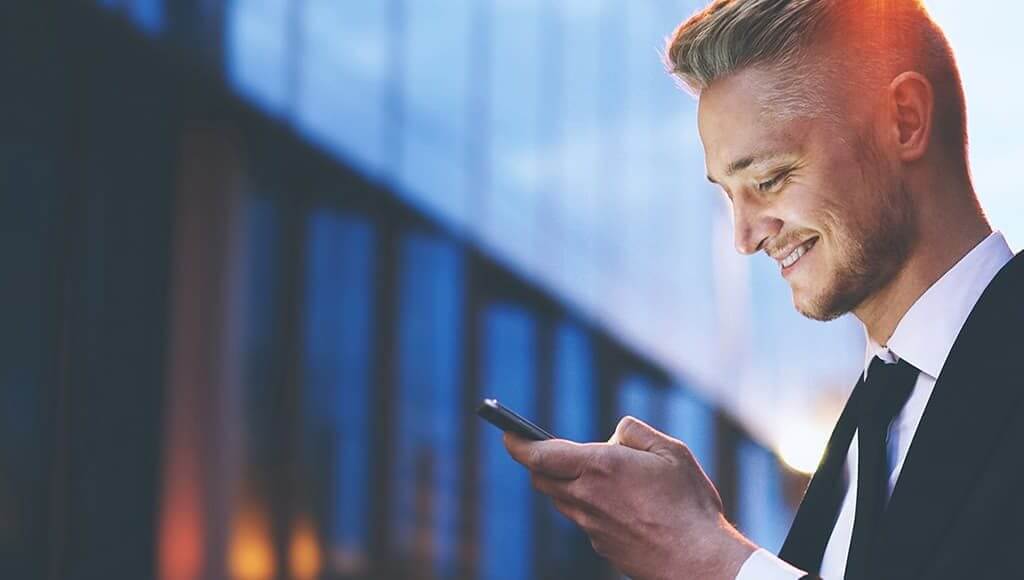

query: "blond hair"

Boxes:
[665, 0, 968, 157]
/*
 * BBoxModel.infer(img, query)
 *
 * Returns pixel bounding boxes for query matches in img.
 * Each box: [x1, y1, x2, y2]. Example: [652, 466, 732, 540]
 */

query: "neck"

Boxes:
[854, 186, 991, 346]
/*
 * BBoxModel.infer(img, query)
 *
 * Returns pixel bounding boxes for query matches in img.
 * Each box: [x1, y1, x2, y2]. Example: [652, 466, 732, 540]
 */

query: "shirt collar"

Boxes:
[864, 231, 1013, 379]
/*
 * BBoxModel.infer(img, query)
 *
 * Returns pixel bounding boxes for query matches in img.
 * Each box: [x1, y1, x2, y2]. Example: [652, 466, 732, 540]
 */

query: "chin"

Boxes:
[792, 281, 853, 322]
[795, 299, 847, 322]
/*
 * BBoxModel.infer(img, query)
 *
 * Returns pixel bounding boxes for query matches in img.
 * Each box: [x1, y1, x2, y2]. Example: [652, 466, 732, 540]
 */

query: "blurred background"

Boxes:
[2, 0, 1021, 578]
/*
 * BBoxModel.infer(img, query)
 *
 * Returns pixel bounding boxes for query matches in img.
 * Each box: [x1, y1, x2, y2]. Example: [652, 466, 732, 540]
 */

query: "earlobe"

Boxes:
[889, 72, 934, 162]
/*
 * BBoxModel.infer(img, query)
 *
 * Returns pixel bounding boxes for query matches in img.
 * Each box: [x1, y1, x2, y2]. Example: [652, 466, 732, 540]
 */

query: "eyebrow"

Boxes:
[706, 152, 793, 184]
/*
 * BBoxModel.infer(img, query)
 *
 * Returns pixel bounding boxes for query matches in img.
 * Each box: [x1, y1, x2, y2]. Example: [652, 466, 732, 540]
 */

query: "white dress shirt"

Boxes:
[737, 231, 1014, 580]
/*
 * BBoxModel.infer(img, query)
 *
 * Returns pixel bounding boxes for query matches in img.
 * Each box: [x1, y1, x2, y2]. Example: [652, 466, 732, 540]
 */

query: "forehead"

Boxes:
[697, 67, 817, 178]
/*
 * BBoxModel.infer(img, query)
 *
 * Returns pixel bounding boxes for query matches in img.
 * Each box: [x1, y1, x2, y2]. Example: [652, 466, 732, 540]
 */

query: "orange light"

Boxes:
[228, 502, 276, 580]
[289, 515, 323, 580]
[157, 477, 204, 580]
[156, 405, 205, 580]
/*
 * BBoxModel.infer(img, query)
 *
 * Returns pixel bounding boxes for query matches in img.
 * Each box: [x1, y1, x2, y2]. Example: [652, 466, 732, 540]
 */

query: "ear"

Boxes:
[887, 71, 934, 163]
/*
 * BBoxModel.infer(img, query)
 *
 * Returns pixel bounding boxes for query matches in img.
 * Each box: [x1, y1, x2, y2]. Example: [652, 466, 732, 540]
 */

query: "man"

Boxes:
[503, 0, 1023, 578]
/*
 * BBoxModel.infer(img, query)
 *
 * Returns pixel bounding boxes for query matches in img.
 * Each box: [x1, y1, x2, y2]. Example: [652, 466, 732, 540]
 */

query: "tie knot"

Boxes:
[860, 357, 918, 429]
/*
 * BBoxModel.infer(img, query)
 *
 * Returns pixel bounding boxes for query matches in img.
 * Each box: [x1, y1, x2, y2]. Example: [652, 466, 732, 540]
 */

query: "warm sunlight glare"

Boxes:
[777, 420, 831, 475]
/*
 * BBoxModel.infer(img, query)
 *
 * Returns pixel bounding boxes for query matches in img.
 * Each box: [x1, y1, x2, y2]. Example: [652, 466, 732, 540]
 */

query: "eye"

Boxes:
[757, 171, 791, 193]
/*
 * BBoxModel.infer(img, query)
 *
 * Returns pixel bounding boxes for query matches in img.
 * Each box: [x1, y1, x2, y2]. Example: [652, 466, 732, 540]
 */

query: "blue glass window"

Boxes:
[296, 1, 390, 178]
[130, 0, 164, 35]
[483, 0, 545, 269]
[666, 387, 717, 482]
[617, 374, 665, 430]
[478, 304, 537, 580]
[736, 440, 793, 553]
[225, 0, 291, 116]
[613, 2, 721, 376]
[554, 1, 627, 312]
[392, 234, 465, 579]
[395, 1, 472, 230]
[552, 322, 596, 442]
[299, 210, 377, 572]
[545, 321, 599, 574]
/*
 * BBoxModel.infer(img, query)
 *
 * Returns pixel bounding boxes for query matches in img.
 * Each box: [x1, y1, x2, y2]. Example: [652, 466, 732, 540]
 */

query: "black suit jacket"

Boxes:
[778, 250, 1024, 580]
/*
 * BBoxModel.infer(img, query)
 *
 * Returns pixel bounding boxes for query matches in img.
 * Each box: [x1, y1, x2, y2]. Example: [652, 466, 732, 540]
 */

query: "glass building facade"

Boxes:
[22, 0, 1024, 578]
[96, 0, 869, 435]
[0, 1, 803, 578]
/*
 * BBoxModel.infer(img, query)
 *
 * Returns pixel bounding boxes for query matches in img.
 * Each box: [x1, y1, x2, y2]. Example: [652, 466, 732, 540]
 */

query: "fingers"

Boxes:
[530, 471, 573, 500]
[608, 416, 662, 450]
[550, 497, 588, 528]
[541, 481, 591, 530]
[503, 433, 590, 479]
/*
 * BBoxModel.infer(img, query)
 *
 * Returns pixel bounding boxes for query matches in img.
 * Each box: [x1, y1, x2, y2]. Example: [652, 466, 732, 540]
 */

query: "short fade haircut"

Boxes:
[665, 0, 968, 161]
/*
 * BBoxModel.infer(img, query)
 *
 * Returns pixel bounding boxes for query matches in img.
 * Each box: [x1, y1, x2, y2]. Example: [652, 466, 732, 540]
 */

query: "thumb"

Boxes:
[608, 416, 668, 453]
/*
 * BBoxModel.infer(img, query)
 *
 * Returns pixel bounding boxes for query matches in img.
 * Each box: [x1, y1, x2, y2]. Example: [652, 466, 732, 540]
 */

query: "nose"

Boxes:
[731, 192, 783, 255]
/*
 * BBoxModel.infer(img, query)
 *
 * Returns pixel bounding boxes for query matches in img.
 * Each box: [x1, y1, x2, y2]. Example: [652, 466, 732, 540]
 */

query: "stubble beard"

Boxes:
[795, 181, 916, 322]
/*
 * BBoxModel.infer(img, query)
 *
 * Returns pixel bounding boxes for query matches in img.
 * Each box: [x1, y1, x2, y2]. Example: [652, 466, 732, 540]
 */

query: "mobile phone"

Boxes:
[476, 398, 555, 441]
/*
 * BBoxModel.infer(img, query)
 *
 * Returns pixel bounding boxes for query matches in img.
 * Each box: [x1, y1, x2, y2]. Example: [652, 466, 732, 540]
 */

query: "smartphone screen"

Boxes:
[476, 398, 556, 441]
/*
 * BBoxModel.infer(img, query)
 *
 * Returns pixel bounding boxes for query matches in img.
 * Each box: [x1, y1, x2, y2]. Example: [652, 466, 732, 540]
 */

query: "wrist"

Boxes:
[686, 517, 758, 580]
[713, 524, 758, 580]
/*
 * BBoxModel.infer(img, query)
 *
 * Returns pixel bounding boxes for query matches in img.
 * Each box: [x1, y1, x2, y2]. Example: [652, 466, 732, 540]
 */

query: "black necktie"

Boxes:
[844, 356, 919, 579]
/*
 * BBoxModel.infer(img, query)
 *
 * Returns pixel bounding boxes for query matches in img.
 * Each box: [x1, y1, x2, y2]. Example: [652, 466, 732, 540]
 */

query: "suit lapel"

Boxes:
[871, 251, 1024, 578]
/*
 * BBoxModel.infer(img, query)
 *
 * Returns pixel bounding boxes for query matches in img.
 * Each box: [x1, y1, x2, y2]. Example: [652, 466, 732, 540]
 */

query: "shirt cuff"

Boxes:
[735, 548, 806, 580]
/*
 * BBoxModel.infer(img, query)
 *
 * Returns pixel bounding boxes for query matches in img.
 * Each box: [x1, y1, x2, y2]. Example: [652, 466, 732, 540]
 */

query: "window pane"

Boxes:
[300, 210, 377, 575]
[225, 0, 290, 116]
[482, 0, 545, 272]
[395, 1, 472, 230]
[296, 1, 391, 178]
[618, 374, 665, 429]
[550, 0, 608, 313]
[666, 387, 717, 482]
[736, 440, 793, 553]
[478, 305, 537, 580]
[552, 322, 596, 442]
[545, 321, 601, 577]
[392, 234, 465, 579]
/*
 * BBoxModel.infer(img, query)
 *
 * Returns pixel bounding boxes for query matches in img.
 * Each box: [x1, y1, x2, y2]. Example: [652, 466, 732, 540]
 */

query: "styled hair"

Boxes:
[665, 0, 968, 158]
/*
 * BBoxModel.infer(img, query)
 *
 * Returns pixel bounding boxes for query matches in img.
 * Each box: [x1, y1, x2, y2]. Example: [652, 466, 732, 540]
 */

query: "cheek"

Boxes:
[774, 183, 837, 234]
[795, 168, 875, 239]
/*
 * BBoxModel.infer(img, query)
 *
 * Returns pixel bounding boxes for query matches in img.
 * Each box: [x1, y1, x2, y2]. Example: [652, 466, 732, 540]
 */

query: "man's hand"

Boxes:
[504, 416, 757, 580]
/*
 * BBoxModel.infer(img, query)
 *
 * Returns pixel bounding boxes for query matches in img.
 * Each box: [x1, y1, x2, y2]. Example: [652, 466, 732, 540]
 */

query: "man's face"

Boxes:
[698, 65, 915, 321]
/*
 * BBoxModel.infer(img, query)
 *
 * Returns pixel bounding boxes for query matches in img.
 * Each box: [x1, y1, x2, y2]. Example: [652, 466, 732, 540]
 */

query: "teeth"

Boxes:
[781, 239, 815, 269]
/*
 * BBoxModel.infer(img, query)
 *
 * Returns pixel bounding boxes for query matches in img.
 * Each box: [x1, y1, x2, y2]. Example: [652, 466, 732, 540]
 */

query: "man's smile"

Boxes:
[777, 236, 819, 275]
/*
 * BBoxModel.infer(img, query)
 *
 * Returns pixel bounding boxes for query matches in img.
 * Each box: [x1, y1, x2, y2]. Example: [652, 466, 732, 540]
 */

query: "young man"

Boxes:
[504, 1, 1023, 578]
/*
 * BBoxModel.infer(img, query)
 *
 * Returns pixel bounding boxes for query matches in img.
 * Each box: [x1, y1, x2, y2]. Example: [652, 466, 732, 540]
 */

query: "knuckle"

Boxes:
[566, 477, 592, 504]
[673, 440, 696, 462]
[527, 447, 544, 470]
[583, 450, 613, 477]
[616, 415, 652, 445]
[617, 415, 639, 435]
[574, 509, 592, 532]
